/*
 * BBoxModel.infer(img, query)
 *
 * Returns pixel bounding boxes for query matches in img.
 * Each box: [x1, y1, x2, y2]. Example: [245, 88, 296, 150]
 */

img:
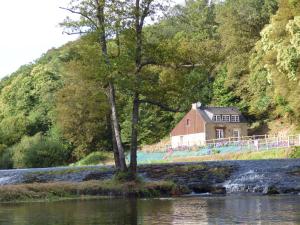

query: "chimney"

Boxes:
[192, 102, 202, 110]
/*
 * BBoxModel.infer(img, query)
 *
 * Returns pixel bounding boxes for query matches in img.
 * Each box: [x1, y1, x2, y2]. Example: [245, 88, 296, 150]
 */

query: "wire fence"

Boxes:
[135, 134, 300, 163]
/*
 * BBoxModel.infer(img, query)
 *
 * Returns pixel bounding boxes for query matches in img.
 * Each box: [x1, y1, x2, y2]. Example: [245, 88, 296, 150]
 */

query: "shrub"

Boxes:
[0, 145, 13, 169]
[11, 133, 71, 168]
[289, 147, 300, 158]
[212, 148, 221, 154]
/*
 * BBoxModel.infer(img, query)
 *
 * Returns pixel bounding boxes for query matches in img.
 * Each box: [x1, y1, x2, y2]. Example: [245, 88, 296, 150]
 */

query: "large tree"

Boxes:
[61, 0, 170, 176]
[61, 0, 130, 172]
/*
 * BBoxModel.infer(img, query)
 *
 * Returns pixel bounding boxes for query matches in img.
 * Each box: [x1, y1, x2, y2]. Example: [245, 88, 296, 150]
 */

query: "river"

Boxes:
[0, 195, 299, 225]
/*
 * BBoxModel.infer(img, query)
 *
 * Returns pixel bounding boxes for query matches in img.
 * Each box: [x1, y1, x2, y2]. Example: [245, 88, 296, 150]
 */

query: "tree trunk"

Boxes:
[129, 93, 139, 174]
[108, 81, 127, 172]
[111, 116, 121, 171]
[129, 0, 145, 176]
[96, 0, 127, 172]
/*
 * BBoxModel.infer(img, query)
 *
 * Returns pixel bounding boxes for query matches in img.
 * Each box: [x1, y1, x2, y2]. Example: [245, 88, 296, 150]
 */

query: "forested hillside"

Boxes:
[0, 0, 299, 169]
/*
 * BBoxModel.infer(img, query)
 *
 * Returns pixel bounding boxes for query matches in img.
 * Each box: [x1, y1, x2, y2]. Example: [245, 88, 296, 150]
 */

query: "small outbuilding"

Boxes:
[170, 102, 248, 148]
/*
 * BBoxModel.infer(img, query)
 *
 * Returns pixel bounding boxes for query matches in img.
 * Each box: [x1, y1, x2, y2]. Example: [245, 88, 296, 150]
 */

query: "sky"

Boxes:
[0, 0, 185, 78]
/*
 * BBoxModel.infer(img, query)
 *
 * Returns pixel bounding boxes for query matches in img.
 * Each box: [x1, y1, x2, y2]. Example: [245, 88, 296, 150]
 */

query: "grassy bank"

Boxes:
[0, 180, 187, 203]
[173, 149, 292, 162]
[143, 147, 299, 164]
[70, 152, 114, 166]
[71, 147, 300, 166]
[171, 148, 298, 162]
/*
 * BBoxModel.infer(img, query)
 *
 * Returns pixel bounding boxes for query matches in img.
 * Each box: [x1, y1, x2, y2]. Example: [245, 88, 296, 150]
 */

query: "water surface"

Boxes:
[0, 195, 299, 225]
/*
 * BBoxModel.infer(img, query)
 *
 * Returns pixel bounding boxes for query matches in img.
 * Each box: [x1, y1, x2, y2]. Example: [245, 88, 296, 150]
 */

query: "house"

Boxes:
[170, 102, 248, 148]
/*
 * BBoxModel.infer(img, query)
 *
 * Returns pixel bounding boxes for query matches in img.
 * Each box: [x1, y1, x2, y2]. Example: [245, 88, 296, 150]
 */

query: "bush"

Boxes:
[212, 148, 221, 154]
[0, 145, 13, 169]
[11, 133, 71, 168]
[71, 151, 113, 166]
[289, 147, 300, 158]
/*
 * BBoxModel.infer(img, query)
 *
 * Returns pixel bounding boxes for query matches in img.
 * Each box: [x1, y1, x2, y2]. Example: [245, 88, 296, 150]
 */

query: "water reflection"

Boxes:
[0, 195, 299, 225]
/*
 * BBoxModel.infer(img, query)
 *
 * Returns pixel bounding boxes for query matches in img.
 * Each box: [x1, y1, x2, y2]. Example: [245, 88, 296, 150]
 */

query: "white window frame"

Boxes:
[231, 115, 240, 122]
[222, 115, 230, 122]
[216, 129, 224, 139]
[213, 115, 221, 122]
[233, 129, 240, 139]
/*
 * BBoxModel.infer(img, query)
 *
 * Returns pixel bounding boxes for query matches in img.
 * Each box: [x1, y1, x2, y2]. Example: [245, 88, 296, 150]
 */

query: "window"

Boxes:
[231, 115, 240, 122]
[222, 115, 230, 122]
[186, 119, 190, 127]
[180, 136, 184, 146]
[216, 129, 224, 139]
[233, 129, 240, 138]
[213, 115, 221, 122]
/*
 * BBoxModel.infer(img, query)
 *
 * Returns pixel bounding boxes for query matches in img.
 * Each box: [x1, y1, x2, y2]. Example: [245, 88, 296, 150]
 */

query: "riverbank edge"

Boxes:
[0, 180, 190, 203]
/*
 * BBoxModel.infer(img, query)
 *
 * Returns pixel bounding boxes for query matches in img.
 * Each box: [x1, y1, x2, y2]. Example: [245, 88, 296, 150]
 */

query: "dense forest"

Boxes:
[0, 0, 299, 169]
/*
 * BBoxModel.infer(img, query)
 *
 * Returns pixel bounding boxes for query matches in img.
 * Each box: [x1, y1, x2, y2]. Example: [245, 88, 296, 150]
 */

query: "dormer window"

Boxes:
[213, 115, 221, 122]
[222, 115, 230, 122]
[231, 115, 240, 122]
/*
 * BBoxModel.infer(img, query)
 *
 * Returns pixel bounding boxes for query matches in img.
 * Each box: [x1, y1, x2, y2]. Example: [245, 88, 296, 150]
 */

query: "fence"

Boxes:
[202, 134, 300, 152]
[135, 134, 300, 164]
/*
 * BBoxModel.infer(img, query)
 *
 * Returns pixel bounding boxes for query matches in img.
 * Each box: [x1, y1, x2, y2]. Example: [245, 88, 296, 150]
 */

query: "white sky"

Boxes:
[0, 0, 185, 78]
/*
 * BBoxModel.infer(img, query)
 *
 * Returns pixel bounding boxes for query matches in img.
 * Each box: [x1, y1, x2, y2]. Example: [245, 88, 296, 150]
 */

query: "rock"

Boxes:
[83, 171, 114, 181]
[211, 186, 226, 194]
[188, 183, 226, 194]
[264, 186, 280, 195]
[22, 174, 49, 184]
[189, 183, 212, 193]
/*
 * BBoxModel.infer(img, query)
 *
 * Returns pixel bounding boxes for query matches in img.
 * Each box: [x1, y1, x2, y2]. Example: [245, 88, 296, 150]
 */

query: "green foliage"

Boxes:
[289, 147, 300, 158]
[55, 38, 114, 160]
[0, 146, 13, 169]
[212, 66, 236, 106]
[215, 0, 278, 107]
[113, 171, 142, 183]
[212, 148, 221, 154]
[247, 0, 300, 123]
[11, 133, 71, 168]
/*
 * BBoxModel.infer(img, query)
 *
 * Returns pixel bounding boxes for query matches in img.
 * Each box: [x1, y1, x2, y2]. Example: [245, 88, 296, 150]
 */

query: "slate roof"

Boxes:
[203, 107, 241, 115]
[197, 106, 247, 123]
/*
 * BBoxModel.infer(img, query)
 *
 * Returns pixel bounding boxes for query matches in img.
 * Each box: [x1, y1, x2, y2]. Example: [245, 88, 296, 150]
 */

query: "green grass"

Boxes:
[290, 147, 300, 158]
[174, 147, 298, 162]
[70, 151, 114, 166]
[143, 147, 299, 164]
[0, 179, 186, 203]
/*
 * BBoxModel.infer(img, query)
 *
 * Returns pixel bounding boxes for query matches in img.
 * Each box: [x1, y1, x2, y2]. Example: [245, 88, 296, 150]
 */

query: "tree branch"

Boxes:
[136, 59, 158, 72]
[139, 99, 185, 112]
[62, 31, 89, 35]
[60, 7, 98, 29]
[179, 63, 201, 68]
[140, 1, 153, 28]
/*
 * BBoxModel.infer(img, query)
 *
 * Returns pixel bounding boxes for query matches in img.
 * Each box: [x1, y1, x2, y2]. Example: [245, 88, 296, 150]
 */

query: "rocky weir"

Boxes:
[0, 159, 299, 195]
